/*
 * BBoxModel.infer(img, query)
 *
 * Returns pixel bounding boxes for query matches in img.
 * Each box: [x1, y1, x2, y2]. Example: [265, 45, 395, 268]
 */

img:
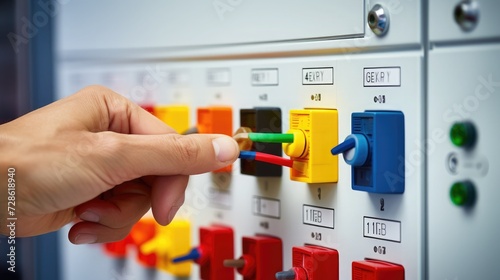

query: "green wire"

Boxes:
[248, 133, 294, 143]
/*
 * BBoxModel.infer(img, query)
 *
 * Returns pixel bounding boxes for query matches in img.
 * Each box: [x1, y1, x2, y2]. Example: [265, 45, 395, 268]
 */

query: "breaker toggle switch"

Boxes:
[330, 134, 369, 167]
[331, 111, 404, 194]
[276, 245, 339, 280]
[172, 225, 234, 280]
[224, 235, 283, 280]
[352, 260, 404, 280]
[275, 268, 307, 280]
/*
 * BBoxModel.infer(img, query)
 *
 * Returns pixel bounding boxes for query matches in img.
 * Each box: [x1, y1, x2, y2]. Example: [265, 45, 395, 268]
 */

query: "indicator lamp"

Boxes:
[450, 181, 476, 206]
[450, 121, 477, 148]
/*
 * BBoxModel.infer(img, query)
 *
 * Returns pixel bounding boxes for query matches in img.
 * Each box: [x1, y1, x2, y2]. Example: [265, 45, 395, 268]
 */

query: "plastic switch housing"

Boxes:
[140, 104, 155, 115]
[198, 225, 235, 280]
[140, 220, 191, 276]
[236, 235, 283, 280]
[332, 111, 405, 193]
[174, 225, 234, 280]
[282, 109, 338, 183]
[197, 106, 233, 173]
[352, 260, 404, 280]
[153, 105, 190, 133]
[130, 217, 157, 268]
[277, 245, 339, 280]
[284, 245, 339, 280]
[103, 234, 133, 258]
[351, 111, 404, 193]
[240, 107, 283, 177]
[197, 106, 233, 135]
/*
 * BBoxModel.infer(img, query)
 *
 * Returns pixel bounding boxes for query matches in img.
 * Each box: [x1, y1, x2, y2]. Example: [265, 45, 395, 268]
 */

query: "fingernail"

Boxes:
[74, 233, 97, 244]
[80, 211, 100, 223]
[212, 137, 238, 162]
[167, 206, 180, 224]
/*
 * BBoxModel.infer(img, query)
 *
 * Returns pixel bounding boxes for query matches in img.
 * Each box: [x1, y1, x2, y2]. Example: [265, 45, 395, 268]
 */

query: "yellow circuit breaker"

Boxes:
[140, 220, 192, 276]
[283, 109, 338, 183]
[153, 105, 190, 134]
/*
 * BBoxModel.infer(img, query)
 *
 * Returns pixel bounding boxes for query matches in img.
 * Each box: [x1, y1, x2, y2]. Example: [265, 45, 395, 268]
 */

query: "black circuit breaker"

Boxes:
[240, 107, 282, 177]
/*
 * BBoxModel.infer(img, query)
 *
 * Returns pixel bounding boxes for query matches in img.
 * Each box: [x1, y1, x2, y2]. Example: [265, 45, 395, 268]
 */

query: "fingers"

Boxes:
[69, 180, 151, 244]
[68, 221, 133, 244]
[150, 175, 188, 226]
[67, 85, 177, 135]
[93, 132, 239, 183]
[70, 174, 190, 243]
[95, 86, 177, 135]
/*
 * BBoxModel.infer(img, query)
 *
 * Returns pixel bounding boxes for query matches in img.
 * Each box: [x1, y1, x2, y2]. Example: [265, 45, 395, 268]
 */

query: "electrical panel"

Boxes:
[55, 1, 500, 279]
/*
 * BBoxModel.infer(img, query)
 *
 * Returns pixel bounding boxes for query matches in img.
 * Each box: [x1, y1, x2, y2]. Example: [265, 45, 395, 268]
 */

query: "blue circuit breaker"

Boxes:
[331, 111, 405, 194]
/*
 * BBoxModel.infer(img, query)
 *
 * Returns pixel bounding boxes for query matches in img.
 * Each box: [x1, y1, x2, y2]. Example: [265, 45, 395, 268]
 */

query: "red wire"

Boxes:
[254, 152, 294, 168]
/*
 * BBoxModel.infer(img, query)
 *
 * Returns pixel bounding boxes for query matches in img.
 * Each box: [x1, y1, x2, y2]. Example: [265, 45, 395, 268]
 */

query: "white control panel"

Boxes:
[55, 1, 500, 279]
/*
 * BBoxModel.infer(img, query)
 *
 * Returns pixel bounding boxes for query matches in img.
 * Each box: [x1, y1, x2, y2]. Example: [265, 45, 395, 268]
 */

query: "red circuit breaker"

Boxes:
[103, 234, 133, 258]
[130, 218, 157, 268]
[173, 225, 234, 280]
[276, 245, 339, 280]
[140, 104, 155, 115]
[352, 260, 404, 280]
[225, 235, 283, 280]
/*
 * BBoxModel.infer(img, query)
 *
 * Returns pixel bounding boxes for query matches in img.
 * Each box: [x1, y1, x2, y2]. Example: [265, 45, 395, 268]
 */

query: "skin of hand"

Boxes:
[0, 85, 239, 244]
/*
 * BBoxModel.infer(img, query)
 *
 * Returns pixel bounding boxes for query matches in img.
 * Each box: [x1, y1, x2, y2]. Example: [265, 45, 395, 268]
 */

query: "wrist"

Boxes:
[0, 123, 16, 236]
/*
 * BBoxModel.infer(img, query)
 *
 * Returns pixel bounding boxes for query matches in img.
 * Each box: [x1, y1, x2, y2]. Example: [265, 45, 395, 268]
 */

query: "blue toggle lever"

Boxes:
[275, 269, 296, 279]
[330, 137, 356, 155]
[172, 247, 201, 263]
[331, 134, 369, 167]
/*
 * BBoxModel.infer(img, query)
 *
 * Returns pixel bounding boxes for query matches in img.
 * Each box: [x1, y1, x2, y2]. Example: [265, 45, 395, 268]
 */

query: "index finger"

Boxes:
[91, 132, 239, 184]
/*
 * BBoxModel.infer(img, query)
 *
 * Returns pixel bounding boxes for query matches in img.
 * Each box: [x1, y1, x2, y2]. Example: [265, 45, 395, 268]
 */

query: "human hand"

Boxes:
[0, 86, 239, 244]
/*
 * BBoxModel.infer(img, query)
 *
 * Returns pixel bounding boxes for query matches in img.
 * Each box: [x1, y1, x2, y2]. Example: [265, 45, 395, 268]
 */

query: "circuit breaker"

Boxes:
[55, 1, 500, 279]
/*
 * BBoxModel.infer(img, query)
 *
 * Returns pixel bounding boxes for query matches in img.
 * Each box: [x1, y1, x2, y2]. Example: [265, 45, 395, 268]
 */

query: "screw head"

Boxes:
[368, 4, 390, 36]
[454, 0, 480, 31]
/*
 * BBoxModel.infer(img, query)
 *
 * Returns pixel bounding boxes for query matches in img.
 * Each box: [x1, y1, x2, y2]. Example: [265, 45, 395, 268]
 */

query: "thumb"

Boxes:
[95, 132, 239, 181]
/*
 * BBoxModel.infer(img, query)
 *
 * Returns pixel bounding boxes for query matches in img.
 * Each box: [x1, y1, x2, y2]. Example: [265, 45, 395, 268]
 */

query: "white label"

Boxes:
[302, 67, 334, 85]
[251, 68, 279, 86]
[207, 68, 231, 86]
[253, 196, 280, 219]
[208, 188, 232, 209]
[363, 216, 401, 243]
[168, 70, 190, 86]
[303, 205, 335, 229]
[363, 67, 401, 87]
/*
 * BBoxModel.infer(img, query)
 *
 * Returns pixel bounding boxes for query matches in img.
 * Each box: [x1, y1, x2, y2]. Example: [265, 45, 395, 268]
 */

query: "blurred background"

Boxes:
[1, 0, 56, 279]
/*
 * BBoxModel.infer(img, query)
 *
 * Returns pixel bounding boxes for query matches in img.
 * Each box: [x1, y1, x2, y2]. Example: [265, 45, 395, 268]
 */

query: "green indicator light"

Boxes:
[450, 181, 476, 206]
[450, 122, 476, 148]
[248, 133, 294, 143]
